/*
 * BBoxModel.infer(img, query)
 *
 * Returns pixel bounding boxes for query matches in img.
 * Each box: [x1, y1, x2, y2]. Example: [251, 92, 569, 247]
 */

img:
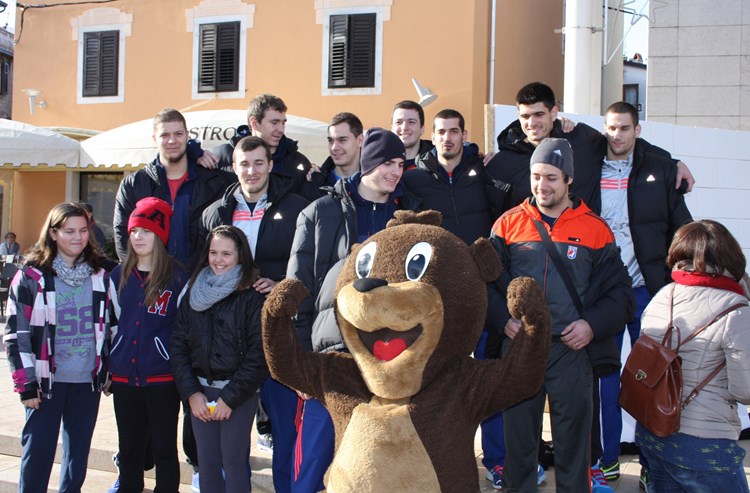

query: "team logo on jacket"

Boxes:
[567, 246, 578, 260]
[148, 290, 173, 316]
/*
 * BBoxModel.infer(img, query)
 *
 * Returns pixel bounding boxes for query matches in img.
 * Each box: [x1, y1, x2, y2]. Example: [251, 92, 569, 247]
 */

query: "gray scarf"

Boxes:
[53, 256, 93, 287]
[189, 265, 242, 312]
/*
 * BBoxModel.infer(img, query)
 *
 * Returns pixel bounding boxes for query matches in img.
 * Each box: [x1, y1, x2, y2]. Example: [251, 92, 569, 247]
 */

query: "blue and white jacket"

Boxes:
[108, 265, 188, 386]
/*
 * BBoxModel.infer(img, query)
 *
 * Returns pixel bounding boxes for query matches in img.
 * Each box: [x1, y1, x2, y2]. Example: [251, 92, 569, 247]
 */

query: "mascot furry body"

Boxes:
[262, 211, 550, 492]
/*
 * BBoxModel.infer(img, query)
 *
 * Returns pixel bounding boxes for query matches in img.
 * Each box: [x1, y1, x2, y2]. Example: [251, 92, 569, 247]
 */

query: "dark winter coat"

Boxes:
[200, 175, 309, 282]
[170, 287, 268, 409]
[113, 158, 234, 271]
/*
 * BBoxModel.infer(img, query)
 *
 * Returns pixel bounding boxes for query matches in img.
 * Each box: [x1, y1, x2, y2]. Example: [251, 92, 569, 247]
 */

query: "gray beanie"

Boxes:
[360, 128, 406, 175]
[530, 138, 574, 178]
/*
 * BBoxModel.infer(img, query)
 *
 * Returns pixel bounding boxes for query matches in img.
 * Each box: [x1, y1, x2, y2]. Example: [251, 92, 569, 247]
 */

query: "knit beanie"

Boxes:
[360, 128, 406, 175]
[530, 138, 574, 179]
[128, 197, 172, 246]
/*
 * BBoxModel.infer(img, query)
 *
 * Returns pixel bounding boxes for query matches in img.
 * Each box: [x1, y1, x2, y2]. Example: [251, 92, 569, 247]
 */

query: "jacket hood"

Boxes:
[521, 194, 591, 221]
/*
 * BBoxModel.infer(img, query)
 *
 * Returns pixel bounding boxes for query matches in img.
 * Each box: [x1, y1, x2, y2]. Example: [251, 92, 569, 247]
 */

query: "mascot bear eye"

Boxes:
[405, 242, 433, 281]
[355, 242, 378, 279]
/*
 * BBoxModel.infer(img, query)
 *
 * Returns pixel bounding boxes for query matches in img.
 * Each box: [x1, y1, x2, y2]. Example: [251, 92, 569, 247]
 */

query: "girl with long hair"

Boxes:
[108, 197, 188, 493]
[3, 202, 112, 493]
[171, 225, 269, 492]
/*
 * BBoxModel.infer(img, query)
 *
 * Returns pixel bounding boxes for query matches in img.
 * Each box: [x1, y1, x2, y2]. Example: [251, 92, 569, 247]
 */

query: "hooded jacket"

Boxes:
[113, 157, 235, 271]
[486, 120, 604, 210]
[404, 144, 511, 246]
[200, 174, 310, 282]
[488, 197, 634, 374]
[287, 174, 418, 351]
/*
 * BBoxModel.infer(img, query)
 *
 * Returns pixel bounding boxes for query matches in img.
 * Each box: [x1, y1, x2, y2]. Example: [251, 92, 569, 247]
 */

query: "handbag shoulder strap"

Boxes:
[678, 302, 748, 349]
[532, 219, 583, 317]
[679, 300, 748, 407]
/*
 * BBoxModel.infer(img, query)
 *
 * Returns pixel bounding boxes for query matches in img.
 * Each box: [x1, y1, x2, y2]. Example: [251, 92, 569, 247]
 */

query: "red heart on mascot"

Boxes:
[373, 339, 407, 361]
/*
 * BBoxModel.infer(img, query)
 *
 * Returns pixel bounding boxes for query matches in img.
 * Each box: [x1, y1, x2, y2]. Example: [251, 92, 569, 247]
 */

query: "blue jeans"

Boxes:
[259, 378, 300, 493]
[292, 398, 333, 493]
[20, 382, 101, 493]
[599, 285, 651, 464]
[637, 425, 749, 493]
[475, 330, 506, 471]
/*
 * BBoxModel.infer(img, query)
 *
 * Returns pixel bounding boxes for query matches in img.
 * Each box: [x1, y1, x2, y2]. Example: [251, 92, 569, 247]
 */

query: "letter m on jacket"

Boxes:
[148, 290, 173, 316]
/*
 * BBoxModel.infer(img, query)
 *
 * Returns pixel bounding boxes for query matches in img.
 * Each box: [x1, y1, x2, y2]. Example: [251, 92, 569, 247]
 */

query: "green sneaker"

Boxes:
[600, 460, 620, 481]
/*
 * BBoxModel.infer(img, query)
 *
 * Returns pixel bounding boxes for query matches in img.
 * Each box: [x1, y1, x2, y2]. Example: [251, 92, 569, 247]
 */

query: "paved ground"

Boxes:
[0, 315, 748, 492]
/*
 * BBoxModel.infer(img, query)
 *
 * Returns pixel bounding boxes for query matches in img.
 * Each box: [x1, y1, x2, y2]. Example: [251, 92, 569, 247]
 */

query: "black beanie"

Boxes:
[360, 128, 406, 175]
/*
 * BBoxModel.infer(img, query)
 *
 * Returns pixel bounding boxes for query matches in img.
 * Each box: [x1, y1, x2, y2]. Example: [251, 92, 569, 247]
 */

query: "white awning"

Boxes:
[0, 118, 81, 169]
[80, 110, 330, 169]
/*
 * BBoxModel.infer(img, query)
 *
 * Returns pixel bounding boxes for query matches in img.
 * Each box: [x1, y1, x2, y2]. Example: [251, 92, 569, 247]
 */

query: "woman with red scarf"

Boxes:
[636, 220, 750, 493]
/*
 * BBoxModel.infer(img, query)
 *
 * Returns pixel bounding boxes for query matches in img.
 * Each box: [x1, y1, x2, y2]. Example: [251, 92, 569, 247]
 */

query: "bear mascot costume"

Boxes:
[262, 210, 550, 492]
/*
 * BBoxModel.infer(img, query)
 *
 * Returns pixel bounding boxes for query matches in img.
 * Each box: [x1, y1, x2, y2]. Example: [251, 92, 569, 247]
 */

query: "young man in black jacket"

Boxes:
[210, 94, 320, 201]
[286, 128, 417, 493]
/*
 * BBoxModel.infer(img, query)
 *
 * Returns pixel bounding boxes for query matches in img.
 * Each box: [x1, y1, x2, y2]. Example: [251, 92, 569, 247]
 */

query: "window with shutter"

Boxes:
[82, 31, 119, 97]
[198, 22, 239, 93]
[327, 13, 375, 89]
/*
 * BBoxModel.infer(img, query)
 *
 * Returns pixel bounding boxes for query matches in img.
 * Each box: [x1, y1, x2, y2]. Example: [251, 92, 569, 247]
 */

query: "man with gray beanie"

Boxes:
[488, 138, 633, 493]
[284, 127, 417, 492]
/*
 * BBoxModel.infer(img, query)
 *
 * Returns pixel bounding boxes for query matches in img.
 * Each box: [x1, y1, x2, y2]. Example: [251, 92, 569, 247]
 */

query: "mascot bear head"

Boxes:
[334, 210, 501, 400]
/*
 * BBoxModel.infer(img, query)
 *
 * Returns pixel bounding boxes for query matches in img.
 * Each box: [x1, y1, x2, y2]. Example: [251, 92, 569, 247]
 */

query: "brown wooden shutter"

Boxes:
[83, 31, 119, 97]
[328, 13, 375, 88]
[199, 22, 239, 93]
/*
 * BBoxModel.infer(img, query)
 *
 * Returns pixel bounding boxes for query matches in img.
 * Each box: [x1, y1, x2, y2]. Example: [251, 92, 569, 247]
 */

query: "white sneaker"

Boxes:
[191, 472, 200, 493]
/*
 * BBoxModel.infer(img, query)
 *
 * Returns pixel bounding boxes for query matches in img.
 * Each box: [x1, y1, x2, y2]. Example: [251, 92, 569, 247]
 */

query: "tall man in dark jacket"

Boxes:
[114, 108, 234, 272]
[403, 108, 510, 246]
[286, 128, 417, 492]
[486, 82, 695, 211]
[316, 112, 364, 187]
[490, 139, 633, 493]
[210, 93, 320, 200]
[594, 102, 692, 482]
[200, 135, 309, 493]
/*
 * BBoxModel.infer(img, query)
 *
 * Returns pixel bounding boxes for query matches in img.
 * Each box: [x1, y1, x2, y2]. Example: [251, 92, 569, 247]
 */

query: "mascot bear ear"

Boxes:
[469, 238, 503, 282]
[387, 210, 443, 228]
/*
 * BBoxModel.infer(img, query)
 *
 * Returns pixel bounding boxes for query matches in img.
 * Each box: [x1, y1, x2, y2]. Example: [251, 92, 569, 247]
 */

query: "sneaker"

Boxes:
[191, 472, 200, 493]
[639, 467, 655, 492]
[484, 464, 506, 490]
[600, 460, 620, 481]
[257, 432, 273, 453]
[107, 477, 120, 493]
[591, 464, 614, 493]
[537, 464, 546, 485]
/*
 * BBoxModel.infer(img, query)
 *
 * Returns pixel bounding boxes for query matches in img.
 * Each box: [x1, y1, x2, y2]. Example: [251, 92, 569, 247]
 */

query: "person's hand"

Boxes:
[306, 163, 321, 182]
[197, 150, 219, 169]
[482, 151, 496, 166]
[22, 389, 41, 409]
[189, 392, 211, 422]
[560, 319, 594, 350]
[504, 318, 522, 340]
[212, 398, 233, 421]
[103, 378, 112, 396]
[253, 277, 277, 294]
[558, 116, 576, 133]
[675, 161, 695, 193]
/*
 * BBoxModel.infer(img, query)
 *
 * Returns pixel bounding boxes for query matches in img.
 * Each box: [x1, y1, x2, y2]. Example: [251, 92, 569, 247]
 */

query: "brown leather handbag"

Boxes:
[620, 287, 746, 438]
